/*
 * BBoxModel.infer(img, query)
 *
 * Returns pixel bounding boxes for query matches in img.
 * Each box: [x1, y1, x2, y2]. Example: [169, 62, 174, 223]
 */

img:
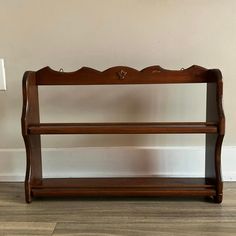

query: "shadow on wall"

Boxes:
[39, 84, 166, 176]
[39, 84, 167, 147]
[43, 147, 161, 178]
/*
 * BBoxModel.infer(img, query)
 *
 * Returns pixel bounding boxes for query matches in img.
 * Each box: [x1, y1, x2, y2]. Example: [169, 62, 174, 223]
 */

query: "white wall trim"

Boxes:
[0, 146, 235, 182]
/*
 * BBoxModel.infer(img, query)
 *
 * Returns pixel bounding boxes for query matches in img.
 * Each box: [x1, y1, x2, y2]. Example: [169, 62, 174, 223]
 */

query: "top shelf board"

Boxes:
[33, 65, 222, 85]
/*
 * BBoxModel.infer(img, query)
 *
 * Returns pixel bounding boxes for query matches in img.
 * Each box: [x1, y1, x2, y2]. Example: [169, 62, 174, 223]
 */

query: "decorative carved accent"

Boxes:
[117, 70, 127, 80]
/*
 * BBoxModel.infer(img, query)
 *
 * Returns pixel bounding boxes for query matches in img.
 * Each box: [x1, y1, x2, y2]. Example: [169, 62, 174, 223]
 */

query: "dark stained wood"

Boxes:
[32, 189, 216, 198]
[21, 71, 42, 203]
[31, 178, 216, 198]
[30, 178, 216, 198]
[28, 122, 218, 134]
[36, 65, 215, 85]
[21, 65, 225, 203]
[31, 177, 215, 189]
[205, 69, 225, 203]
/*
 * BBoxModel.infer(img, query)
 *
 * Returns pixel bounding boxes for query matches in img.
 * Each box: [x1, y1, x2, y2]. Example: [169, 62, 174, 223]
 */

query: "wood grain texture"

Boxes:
[0, 182, 236, 235]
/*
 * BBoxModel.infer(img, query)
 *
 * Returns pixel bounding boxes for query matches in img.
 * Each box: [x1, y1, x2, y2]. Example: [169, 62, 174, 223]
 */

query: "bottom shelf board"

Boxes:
[31, 177, 216, 197]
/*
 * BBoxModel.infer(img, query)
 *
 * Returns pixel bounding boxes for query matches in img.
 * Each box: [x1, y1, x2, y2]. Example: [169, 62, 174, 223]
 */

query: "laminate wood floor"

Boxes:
[0, 182, 235, 236]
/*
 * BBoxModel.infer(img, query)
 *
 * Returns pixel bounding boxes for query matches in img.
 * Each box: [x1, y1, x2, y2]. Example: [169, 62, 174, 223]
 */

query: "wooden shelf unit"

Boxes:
[21, 65, 225, 203]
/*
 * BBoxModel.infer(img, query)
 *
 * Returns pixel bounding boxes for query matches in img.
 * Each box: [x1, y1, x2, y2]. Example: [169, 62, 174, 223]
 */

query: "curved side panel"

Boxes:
[21, 71, 42, 203]
[205, 69, 225, 203]
[22, 71, 33, 202]
[214, 72, 225, 203]
[23, 135, 32, 203]
[21, 71, 41, 129]
[21, 71, 31, 136]
[214, 134, 224, 203]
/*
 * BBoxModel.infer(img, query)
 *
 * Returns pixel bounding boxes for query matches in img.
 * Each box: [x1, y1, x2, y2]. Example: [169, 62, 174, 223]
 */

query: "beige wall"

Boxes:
[0, 0, 235, 148]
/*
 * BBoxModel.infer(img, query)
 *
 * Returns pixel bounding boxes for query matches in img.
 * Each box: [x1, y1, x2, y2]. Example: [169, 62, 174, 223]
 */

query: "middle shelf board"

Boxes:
[28, 122, 218, 135]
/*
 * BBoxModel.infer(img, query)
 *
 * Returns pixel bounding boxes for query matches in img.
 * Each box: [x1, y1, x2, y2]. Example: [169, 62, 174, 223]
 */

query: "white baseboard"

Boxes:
[0, 146, 235, 181]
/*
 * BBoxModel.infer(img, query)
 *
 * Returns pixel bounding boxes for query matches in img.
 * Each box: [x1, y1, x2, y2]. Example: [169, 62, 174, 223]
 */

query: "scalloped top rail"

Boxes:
[34, 65, 222, 85]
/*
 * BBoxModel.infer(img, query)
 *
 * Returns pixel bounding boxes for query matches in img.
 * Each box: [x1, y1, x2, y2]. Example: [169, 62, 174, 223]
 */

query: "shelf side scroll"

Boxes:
[21, 71, 42, 203]
[205, 69, 225, 203]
